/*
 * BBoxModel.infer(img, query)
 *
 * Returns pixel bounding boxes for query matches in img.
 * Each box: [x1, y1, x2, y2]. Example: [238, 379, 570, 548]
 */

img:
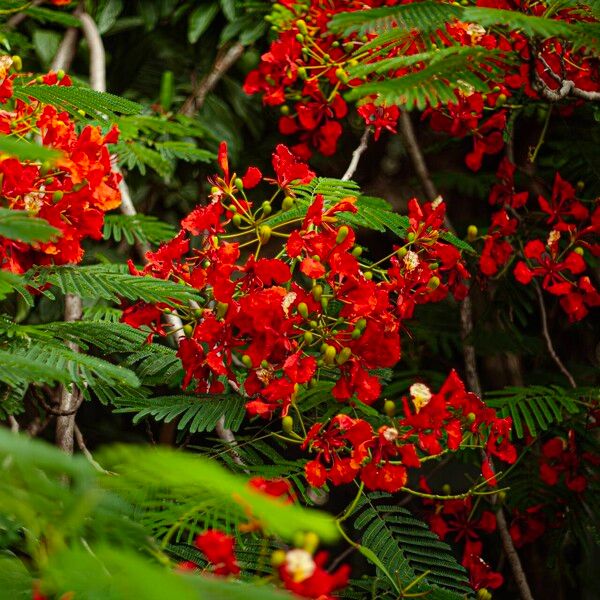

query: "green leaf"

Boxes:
[0, 135, 61, 162]
[353, 492, 473, 599]
[188, 3, 219, 43]
[25, 5, 81, 27]
[0, 556, 33, 598]
[112, 393, 246, 433]
[32, 29, 61, 66]
[12, 84, 144, 120]
[103, 214, 176, 245]
[485, 385, 587, 438]
[27, 264, 202, 306]
[0, 208, 60, 243]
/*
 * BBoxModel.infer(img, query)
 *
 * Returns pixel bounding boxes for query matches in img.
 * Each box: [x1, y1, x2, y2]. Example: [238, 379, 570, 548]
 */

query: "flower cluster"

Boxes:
[0, 60, 121, 272]
[123, 142, 469, 419]
[302, 371, 516, 493]
[420, 480, 502, 593]
[244, 1, 600, 165]
[476, 159, 599, 322]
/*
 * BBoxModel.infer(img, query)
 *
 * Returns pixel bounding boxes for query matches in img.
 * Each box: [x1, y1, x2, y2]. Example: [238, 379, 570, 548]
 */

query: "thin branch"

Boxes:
[8, 415, 19, 433]
[180, 42, 245, 117]
[55, 293, 83, 454]
[6, 0, 44, 29]
[495, 496, 535, 600]
[534, 54, 600, 102]
[400, 108, 535, 599]
[341, 128, 371, 181]
[215, 415, 247, 469]
[533, 281, 577, 388]
[398, 110, 481, 394]
[76, 8, 106, 92]
[51, 28, 79, 73]
[74, 424, 111, 473]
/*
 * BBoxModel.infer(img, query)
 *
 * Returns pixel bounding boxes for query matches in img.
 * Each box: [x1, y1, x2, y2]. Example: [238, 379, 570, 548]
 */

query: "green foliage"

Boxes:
[27, 264, 202, 306]
[12, 83, 144, 120]
[103, 214, 177, 245]
[352, 492, 473, 599]
[113, 393, 246, 433]
[0, 135, 61, 161]
[0, 208, 59, 243]
[485, 385, 589, 438]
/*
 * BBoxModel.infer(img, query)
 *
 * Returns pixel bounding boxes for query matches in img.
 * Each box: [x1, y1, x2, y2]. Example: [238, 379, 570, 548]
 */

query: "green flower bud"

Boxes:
[271, 550, 286, 567]
[384, 400, 396, 417]
[242, 354, 253, 368]
[259, 225, 272, 244]
[282, 415, 294, 434]
[336, 225, 349, 244]
[427, 276, 441, 290]
[52, 190, 63, 203]
[320, 297, 329, 311]
[356, 318, 367, 331]
[280, 105, 290, 115]
[352, 245, 362, 257]
[303, 532, 319, 554]
[467, 225, 478, 241]
[312, 284, 323, 301]
[323, 344, 337, 365]
[428, 262, 439, 270]
[183, 324, 194, 337]
[336, 347, 352, 365]
[574, 247, 584, 256]
[232, 214, 242, 228]
[363, 271, 373, 280]
[261, 201, 272, 216]
[303, 331, 314, 344]
[297, 19, 308, 34]
[351, 327, 362, 340]
[295, 33, 304, 43]
[11, 55, 22, 71]
[282, 196, 294, 210]
[407, 232, 416, 243]
[216, 301, 229, 319]
[442, 483, 452, 495]
[234, 177, 244, 190]
[297, 302, 309, 318]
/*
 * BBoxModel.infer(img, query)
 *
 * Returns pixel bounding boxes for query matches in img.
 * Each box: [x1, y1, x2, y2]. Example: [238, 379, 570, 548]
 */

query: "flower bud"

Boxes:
[442, 483, 452, 495]
[384, 400, 396, 417]
[336, 225, 349, 244]
[336, 347, 352, 365]
[297, 66, 307, 80]
[282, 415, 294, 433]
[356, 318, 367, 331]
[576, 180, 585, 191]
[228, 204, 237, 213]
[335, 67, 348, 83]
[497, 490, 506, 502]
[467, 225, 478, 241]
[183, 324, 194, 337]
[261, 201, 272, 216]
[295, 33, 304, 43]
[427, 276, 441, 290]
[303, 532, 319, 554]
[312, 284, 323, 301]
[193, 308, 204, 318]
[363, 271, 373, 280]
[323, 344, 337, 365]
[466, 412, 476, 423]
[271, 550, 287, 567]
[234, 177, 244, 190]
[352, 245, 362, 257]
[297, 19, 308, 34]
[211, 186, 220, 195]
[343, 42, 354, 53]
[52, 190, 64, 203]
[574, 247, 584, 256]
[260, 359, 269, 369]
[44, 177, 54, 185]
[477, 589, 492, 600]
[56, 69, 65, 81]
[216, 301, 229, 318]
[11, 55, 22, 71]
[242, 354, 253, 368]
[496, 93, 507, 106]
[232, 213, 242, 227]
[397, 247, 408, 258]
[259, 225, 272, 244]
[320, 297, 329, 311]
[428, 262, 439, 270]
[309, 320, 318, 329]
[282, 196, 294, 210]
[351, 327, 362, 340]
[297, 302, 309, 318]
[280, 105, 290, 115]
[407, 232, 416, 243]
[303, 331, 314, 344]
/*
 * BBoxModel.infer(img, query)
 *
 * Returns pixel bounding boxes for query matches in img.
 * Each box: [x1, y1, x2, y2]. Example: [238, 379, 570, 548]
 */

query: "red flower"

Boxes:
[195, 530, 240, 575]
[249, 477, 296, 503]
[357, 102, 399, 140]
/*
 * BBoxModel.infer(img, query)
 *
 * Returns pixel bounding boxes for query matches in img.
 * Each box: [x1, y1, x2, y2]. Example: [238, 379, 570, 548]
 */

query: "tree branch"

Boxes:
[533, 280, 577, 389]
[534, 54, 600, 102]
[55, 293, 83, 454]
[6, 0, 44, 29]
[341, 128, 371, 181]
[51, 28, 79, 73]
[399, 108, 536, 598]
[75, 7, 106, 92]
[180, 42, 245, 117]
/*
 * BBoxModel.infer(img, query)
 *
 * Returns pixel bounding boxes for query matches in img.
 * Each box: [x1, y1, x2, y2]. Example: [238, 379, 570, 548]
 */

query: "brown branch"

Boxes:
[55, 293, 83, 454]
[495, 496, 535, 600]
[399, 108, 535, 598]
[6, 0, 44, 29]
[533, 281, 577, 389]
[398, 110, 481, 394]
[341, 128, 371, 181]
[74, 424, 111, 473]
[51, 28, 79, 72]
[8, 415, 19, 433]
[534, 54, 600, 102]
[180, 42, 245, 117]
[75, 7, 106, 93]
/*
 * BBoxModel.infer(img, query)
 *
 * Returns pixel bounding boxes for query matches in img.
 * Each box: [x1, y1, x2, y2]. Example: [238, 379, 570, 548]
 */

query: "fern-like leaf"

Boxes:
[352, 492, 473, 599]
[103, 214, 176, 245]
